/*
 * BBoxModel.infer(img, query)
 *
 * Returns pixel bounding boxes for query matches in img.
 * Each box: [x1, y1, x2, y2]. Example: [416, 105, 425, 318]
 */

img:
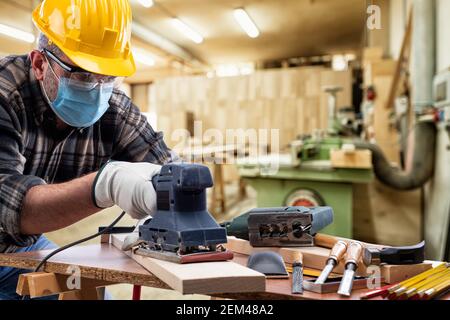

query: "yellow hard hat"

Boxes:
[32, 0, 136, 77]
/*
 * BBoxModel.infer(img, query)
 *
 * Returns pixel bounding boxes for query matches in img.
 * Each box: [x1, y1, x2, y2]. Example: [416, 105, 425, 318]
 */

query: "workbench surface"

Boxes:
[0, 244, 448, 300]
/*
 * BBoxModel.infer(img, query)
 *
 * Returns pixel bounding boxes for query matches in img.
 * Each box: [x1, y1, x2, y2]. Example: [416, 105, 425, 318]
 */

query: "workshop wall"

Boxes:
[382, 0, 450, 259]
[423, 0, 450, 260]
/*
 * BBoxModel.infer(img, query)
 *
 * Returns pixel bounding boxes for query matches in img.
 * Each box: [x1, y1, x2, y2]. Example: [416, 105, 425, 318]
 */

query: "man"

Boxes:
[0, 0, 174, 299]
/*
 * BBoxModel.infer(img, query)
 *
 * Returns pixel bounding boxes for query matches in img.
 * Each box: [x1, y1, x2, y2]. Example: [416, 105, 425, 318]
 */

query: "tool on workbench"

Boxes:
[388, 263, 450, 300]
[404, 269, 450, 300]
[304, 276, 369, 294]
[386, 263, 448, 299]
[362, 241, 425, 266]
[291, 261, 304, 294]
[123, 163, 233, 264]
[247, 251, 289, 278]
[285, 266, 340, 279]
[291, 251, 303, 294]
[337, 241, 363, 296]
[360, 284, 396, 300]
[315, 240, 348, 285]
[221, 206, 333, 247]
[422, 278, 450, 300]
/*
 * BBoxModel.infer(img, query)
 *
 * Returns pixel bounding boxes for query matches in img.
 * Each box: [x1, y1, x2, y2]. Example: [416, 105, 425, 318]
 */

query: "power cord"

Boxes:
[21, 211, 127, 300]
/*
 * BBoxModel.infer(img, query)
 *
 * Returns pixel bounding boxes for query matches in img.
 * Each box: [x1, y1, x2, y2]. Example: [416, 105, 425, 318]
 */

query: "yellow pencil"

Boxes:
[389, 263, 446, 292]
[405, 269, 450, 299]
[388, 263, 448, 299]
[422, 278, 450, 300]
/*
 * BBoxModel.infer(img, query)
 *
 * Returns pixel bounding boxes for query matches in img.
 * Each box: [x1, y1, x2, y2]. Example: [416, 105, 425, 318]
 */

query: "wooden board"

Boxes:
[225, 237, 432, 284]
[0, 243, 445, 300]
[0, 243, 170, 289]
[111, 234, 266, 295]
[330, 149, 372, 169]
[362, 47, 384, 64]
[363, 60, 397, 86]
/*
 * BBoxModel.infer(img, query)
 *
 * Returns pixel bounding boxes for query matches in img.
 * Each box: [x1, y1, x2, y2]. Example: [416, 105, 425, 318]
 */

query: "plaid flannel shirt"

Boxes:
[0, 55, 173, 253]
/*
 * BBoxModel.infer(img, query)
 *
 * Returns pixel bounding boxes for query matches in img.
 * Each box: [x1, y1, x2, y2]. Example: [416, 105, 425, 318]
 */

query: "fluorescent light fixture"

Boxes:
[171, 18, 204, 44]
[332, 55, 348, 71]
[137, 0, 154, 8]
[133, 48, 156, 67]
[233, 8, 260, 38]
[0, 23, 35, 43]
[214, 63, 255, 77]
[216, 65, 240, 77]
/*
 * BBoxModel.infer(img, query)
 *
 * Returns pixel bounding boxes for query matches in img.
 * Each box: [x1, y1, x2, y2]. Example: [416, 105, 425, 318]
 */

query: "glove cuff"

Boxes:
[92, 160, 116, 208]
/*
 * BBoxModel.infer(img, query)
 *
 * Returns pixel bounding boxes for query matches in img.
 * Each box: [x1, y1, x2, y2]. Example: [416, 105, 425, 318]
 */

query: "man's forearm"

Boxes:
[20, 173, 101, 235]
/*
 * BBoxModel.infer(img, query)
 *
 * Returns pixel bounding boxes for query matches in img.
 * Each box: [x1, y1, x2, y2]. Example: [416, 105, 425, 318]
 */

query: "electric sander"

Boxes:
[122, 163, 233, 264]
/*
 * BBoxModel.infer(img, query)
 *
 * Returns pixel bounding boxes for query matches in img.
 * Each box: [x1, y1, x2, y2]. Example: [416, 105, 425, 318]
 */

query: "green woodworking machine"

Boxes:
[237, 135, 373, 238]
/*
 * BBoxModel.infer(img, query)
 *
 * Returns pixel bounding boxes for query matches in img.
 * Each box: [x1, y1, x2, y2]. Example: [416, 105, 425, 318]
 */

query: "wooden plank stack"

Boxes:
[150, 67, 353, 149]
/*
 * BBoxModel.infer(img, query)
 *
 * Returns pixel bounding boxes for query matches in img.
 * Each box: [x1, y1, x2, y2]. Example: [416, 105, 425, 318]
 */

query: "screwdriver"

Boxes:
[337, 241, 363, 296]
[315, 240, 348, 285]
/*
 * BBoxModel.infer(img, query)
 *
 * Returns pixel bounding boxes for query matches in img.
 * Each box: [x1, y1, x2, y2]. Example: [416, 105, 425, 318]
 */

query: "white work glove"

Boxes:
[93, 161, 161, 219]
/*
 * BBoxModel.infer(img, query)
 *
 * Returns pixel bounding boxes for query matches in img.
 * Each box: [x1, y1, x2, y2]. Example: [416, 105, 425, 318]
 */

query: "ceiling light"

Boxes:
[171, 18, 204, 44]
[133, 48, 156, 67]
[233, 8, 260, 38]
[214, 63, 255, 77]
[0, 23, 35, 43]
[137, 0, 154, 8]
[332, 55, 348, 71]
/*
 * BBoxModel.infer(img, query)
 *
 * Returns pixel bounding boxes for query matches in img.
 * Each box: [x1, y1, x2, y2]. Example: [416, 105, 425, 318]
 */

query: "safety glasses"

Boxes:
[43, 48, 116, 85]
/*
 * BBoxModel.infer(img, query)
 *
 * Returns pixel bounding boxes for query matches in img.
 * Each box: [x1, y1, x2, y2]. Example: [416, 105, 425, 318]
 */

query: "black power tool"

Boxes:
[222, 206, 334, 247]
[128, 163, 233, 264]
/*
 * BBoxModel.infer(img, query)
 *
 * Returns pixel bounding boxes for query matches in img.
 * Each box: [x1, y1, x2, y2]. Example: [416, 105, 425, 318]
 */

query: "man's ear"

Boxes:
[29, 50, 46, 81]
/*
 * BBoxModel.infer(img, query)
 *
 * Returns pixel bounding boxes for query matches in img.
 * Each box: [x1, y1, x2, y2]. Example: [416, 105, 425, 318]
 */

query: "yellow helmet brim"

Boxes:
[59, 46, 136, 77]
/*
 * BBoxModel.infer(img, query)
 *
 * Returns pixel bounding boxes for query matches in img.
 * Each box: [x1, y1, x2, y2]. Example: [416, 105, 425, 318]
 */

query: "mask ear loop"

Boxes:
[39, 54, 60, 106]
[42, 52, 61, 81]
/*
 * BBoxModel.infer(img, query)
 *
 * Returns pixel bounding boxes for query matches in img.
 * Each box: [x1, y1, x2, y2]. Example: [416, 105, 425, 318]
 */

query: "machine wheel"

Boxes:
[285, 189, 325, 207]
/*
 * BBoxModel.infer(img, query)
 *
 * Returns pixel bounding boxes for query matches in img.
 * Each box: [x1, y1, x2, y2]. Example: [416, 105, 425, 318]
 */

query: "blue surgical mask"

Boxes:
[41, 76, 114, 128]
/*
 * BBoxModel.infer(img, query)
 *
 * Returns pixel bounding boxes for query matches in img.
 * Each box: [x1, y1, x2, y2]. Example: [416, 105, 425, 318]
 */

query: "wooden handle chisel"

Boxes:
[315, 240, 347, 285]
[338, 241, 363, 296]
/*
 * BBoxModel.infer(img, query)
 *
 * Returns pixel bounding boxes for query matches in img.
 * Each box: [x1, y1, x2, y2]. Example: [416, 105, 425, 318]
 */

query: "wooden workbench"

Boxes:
[3, 242, 446, 300]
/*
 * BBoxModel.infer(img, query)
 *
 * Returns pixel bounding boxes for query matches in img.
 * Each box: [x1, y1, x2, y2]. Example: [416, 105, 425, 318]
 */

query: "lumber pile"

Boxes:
[150, 67, 352, 150]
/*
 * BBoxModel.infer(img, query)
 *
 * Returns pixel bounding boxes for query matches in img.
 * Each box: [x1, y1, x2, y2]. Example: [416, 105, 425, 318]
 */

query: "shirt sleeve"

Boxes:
[112, 99, 178, 164]
[0, 101, 46, 247]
